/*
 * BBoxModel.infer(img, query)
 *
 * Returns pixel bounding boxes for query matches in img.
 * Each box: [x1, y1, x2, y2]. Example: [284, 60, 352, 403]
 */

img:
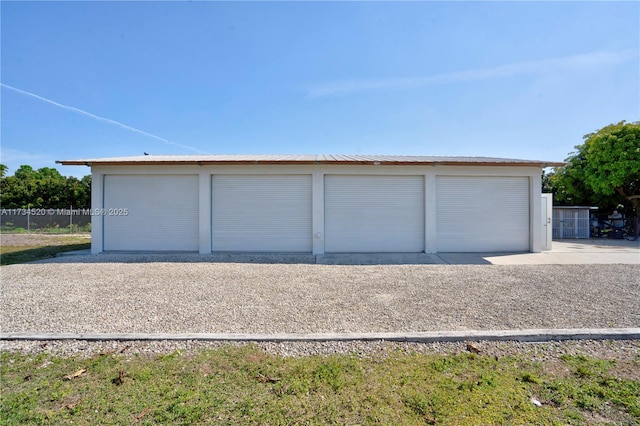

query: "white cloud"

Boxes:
[307, 49, 639, 98]
[0, 147, 52, 164]
[0, 147, 55, 174]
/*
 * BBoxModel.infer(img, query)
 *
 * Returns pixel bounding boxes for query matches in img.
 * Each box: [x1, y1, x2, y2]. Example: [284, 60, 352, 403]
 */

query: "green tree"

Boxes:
[0, 165, 91, 209]
[33, 167, 67, 207]
[64, 175, 91, 208]
[551, 121, 640, 217]
[1, 165, 38, 208]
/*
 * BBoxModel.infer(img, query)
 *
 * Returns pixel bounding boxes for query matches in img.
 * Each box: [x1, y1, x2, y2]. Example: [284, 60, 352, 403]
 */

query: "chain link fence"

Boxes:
[0, 208, 91, 233]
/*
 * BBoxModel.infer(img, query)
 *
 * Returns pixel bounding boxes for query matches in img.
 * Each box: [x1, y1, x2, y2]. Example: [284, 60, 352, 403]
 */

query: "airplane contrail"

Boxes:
[1, 83, 208, 154]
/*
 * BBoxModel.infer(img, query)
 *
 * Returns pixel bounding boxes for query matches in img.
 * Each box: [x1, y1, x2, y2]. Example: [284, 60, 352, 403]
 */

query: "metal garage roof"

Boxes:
[57, 154, 564, 167]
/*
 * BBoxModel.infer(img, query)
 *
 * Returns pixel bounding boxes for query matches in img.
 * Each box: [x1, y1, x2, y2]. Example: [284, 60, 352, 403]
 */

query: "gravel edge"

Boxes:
[2, 339, 639, 362]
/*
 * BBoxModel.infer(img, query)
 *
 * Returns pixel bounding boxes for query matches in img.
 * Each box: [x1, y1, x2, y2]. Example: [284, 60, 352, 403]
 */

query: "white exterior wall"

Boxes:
[198, 171, 212, 254]
[424, 170, 437, 253]
[530, 172, 542, 252]
[90, 171, 104, 255]
[312, 170, 325, 255]
[91, 164, 542, 254]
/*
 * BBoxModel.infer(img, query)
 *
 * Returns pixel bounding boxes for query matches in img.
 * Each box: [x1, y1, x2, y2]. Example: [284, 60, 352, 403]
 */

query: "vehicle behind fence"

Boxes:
[0, 208, 91, 233]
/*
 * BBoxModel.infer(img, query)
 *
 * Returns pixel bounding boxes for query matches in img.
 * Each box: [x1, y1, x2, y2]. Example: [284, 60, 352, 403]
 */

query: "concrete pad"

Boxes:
[50, 238, 638, 265]
[206, 253, 316, 264]
[487, 252, 640, 265]
[438, 239, 639, 265]
[316, 253, 445, 265]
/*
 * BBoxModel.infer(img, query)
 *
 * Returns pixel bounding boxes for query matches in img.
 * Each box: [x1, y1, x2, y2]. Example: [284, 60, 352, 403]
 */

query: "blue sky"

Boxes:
[1, 1, 638, 178]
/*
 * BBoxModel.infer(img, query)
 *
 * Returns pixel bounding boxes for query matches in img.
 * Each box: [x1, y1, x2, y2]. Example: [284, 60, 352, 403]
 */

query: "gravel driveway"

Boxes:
[2, 257, 638, 334]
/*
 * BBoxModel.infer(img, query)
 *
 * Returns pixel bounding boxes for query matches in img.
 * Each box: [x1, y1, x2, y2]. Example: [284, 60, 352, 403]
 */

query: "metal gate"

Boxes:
[552, 207, 591, 239]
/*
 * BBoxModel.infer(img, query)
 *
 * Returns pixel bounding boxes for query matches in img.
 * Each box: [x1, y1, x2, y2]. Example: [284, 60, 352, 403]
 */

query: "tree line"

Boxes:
[0, 165, 91, 209]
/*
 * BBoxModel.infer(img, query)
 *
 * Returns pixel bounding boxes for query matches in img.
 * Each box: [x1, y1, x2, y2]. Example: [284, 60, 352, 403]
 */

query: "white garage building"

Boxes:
[57, 155, 558, 255]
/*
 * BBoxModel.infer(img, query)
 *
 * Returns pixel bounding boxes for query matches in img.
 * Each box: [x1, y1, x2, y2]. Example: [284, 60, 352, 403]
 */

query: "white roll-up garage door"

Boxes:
[436, 176, 529, 252]
[103, 175, 199, 251]
[211, 175, 312, 252]
[325, 175, 425, 253]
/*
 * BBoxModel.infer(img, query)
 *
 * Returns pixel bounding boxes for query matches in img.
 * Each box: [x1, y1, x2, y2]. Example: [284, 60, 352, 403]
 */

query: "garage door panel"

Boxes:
[212, 175, 312, 252]
[325, 175, 424, 253]
[436, 176, 529, 252]
[103, 175, 199, 251]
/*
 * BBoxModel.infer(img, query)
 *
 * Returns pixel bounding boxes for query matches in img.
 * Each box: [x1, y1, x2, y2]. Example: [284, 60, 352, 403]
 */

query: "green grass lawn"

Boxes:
[0, 234, 90, 265]
[2, 345, 638, 425]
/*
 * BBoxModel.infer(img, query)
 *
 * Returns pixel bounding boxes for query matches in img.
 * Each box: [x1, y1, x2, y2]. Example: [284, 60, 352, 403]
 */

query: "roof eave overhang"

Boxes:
[56, 160, 564, 167]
